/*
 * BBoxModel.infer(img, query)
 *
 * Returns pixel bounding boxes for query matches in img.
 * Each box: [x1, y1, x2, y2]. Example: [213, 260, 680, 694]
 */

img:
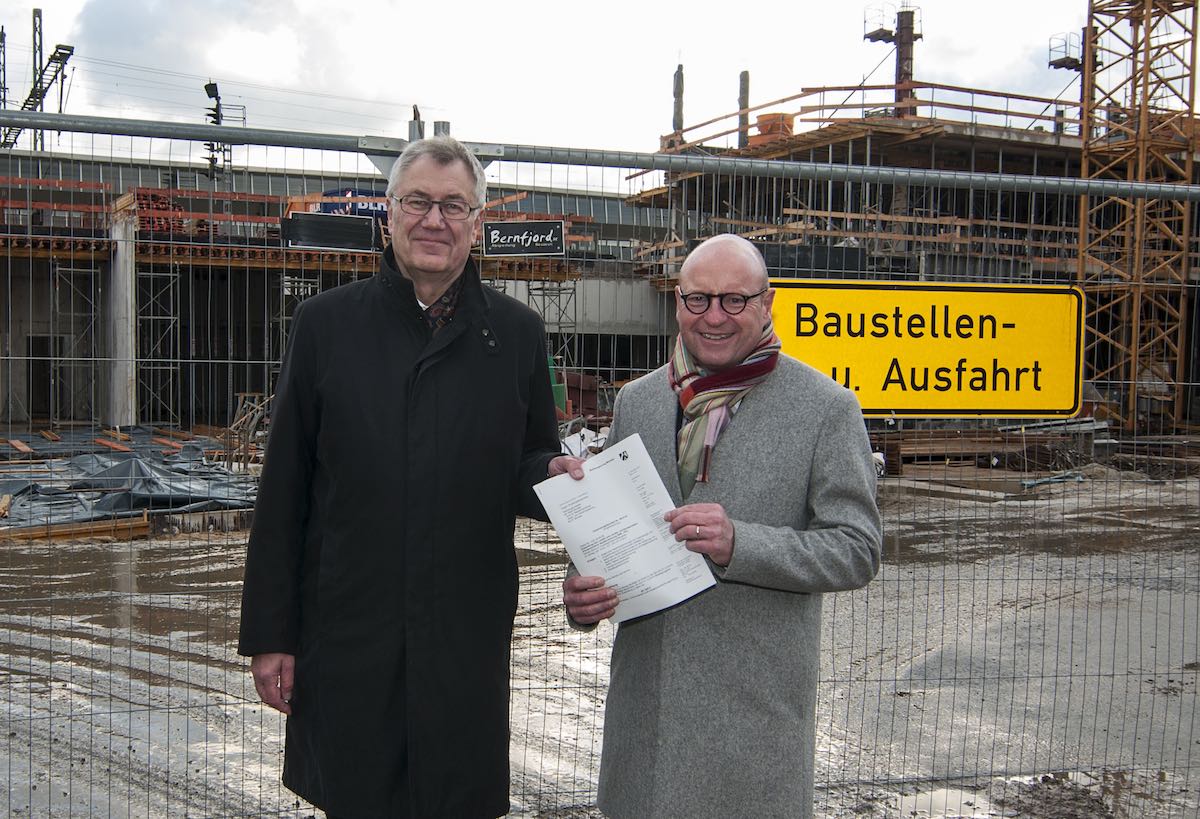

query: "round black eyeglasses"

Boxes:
[679, 288, 768, 315]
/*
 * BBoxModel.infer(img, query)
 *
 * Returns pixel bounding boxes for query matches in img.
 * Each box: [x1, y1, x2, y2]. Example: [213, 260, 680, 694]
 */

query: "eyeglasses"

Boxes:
[389, 194, 478, 221]
[678, 287, 768, 315]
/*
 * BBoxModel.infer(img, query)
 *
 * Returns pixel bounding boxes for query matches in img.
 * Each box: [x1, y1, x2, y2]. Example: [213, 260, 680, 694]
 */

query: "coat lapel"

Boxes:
[411, 257, 489, 379]
[645, 371, 685, 506]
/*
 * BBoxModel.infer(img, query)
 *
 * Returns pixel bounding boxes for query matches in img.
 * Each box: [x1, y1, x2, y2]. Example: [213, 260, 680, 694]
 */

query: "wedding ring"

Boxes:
[695, 525, 701, 538]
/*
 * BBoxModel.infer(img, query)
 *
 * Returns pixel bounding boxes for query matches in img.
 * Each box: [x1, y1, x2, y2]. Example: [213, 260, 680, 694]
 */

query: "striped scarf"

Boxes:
[668, 324, 781, 498]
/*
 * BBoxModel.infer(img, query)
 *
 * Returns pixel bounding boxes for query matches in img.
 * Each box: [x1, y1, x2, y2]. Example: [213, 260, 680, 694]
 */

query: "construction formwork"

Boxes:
[0, 106, 1194, 817]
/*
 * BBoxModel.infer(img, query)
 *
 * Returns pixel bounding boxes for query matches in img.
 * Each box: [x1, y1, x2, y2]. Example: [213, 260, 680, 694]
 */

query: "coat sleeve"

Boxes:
[561, 383, 630, 631]
[237, 301, 320, 657]
[514, 319, 562, 521]
[717, 388, 882, 594]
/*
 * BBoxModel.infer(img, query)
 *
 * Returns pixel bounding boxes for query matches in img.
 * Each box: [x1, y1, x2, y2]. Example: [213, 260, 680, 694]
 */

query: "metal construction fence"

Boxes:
[0, 111, 1196, 817]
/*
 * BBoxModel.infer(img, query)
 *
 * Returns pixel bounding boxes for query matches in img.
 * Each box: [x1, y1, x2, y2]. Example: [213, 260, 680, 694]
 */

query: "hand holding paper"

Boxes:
[535, 434, 716, 623]
[562, 574, 617, 625]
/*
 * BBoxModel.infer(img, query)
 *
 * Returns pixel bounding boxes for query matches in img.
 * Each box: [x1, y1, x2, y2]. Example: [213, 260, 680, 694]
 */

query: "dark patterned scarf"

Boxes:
[668, 323, 781, 498]
[422, 274, 465, 334]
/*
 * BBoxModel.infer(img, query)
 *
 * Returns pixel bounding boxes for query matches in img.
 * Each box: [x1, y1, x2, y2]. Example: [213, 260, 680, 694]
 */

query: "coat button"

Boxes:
[487, 339, 497, 347]
[482, 328, 490, 336]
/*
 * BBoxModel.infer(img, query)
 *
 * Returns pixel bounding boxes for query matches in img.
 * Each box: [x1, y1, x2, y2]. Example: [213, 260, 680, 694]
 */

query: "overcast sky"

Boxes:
[0, 0, 1088, 152]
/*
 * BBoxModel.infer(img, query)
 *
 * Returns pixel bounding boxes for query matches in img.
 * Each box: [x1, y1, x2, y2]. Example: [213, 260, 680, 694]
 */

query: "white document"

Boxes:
[534, 433, 715, 623]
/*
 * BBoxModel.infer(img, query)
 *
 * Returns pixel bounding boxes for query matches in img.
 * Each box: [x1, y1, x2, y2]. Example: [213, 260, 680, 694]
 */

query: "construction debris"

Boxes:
[0, 426, 256, 536]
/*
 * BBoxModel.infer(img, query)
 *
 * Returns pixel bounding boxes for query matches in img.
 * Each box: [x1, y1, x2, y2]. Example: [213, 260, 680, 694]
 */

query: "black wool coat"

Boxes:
[238, 250, 560, 817]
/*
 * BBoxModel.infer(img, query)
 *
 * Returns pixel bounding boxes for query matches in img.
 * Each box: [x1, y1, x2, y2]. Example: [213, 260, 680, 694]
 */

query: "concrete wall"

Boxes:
[494, 277, 674, 336]
[0, 263, 40, 422]
[0, 259, 100, 423]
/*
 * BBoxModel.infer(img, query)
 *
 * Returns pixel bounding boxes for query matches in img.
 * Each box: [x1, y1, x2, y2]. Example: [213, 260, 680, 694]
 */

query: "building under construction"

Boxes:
[0, 5, 1197, 818]
[636, 1, 1200, 433]
[0, 1, 1197, 438]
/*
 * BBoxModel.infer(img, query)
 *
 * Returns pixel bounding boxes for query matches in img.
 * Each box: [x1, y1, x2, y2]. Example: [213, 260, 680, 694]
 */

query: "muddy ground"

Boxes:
[0, 465, 1195, 817]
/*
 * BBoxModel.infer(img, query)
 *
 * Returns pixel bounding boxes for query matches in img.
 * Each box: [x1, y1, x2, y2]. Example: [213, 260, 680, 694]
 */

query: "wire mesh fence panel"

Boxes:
[0, 111, 1195, 818]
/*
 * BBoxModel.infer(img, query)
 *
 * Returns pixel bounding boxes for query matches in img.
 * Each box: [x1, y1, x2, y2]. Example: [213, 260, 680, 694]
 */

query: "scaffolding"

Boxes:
[136, 263, 180, 426]
[528, 281, 578, 369]
[51, 262, 99, 420]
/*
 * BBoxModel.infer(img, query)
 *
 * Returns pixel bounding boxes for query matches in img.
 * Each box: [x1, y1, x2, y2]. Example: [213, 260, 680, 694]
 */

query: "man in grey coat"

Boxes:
[564, 234, 882, 818]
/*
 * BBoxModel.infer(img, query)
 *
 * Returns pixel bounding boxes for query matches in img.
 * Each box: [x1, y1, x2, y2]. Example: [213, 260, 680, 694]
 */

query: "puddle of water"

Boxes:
[897, 787, 995, 817]
[516, 546, 568, 567]
[883, 521, 1186, 566]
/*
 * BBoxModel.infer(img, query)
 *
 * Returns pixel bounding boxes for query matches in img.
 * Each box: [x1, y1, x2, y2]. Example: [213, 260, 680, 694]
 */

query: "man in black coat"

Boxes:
[238, 135, 582, 818]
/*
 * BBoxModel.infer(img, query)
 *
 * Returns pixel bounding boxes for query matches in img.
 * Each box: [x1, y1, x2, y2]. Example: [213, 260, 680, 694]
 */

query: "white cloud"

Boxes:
[0, 0, 1100, 151]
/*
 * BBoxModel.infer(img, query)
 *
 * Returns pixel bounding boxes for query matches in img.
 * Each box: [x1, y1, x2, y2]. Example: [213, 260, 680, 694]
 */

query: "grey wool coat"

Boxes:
[584, 355, 882, 819]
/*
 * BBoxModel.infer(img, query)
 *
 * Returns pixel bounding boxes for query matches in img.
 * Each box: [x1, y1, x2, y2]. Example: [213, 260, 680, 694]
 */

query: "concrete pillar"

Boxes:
[895, 9, 917, 118]
[672, 64, 684, 134]
[106, 193, 137, 426]
[738, 71, 750, 148]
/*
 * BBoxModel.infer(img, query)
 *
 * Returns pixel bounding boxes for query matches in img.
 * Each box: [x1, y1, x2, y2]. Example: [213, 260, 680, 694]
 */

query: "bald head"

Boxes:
[678, 234, 769, 291]
[674, 233, 775, 373]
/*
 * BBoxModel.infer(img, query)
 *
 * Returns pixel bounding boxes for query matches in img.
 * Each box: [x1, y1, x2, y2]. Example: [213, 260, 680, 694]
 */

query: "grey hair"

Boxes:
[386, 136, 487, 208]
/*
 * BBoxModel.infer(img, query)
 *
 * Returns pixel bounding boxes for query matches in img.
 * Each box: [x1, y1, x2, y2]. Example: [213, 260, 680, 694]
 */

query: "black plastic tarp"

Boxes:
[0, 435, 257, 529]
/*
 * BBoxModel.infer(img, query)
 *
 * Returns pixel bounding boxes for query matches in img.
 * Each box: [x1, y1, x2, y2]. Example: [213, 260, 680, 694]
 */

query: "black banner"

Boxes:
[283, 212, 379, 251]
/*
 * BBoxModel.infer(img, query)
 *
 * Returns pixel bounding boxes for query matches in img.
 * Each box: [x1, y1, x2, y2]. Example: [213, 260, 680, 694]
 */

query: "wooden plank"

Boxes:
[102, 428, 131, 442]
[0, 511, 151, 542]
[663, 80, 1074, 154]
[709, 216, 781, 230]
[478, 210, 595, 224]
[918, 78, 1083, 108]
[152, 437, 184, 450]
[152, 427, 193, 440]
[129, 186, 284, 204]
[781, 205, 1081, 236]
[634, 252, 688, 266]
[635, 239, 685, 258]
[1111, 452, 1200, 469]
[94, 437, 132, 453]
[6, 439, 33, 454]
[777, 225, 1074, 252]
[128, 249, 375, 272]
[112, 191, 137, 211]
[901, 441, 1022, 458]
[624, 183, 670, 202]
[284, 193, 386, 206]
[38, 429, 61, 442]
[136, 209, 281, 226]
[483, 191, 529, 208]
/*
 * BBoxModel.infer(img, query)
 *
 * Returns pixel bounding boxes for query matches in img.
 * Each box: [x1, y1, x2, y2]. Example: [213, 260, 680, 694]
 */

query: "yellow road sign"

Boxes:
[769, 280, 1084, 417]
